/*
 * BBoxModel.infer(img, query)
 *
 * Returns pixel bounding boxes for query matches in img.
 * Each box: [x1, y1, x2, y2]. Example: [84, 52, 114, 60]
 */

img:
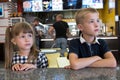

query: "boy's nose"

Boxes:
[95, 22, 99, 27]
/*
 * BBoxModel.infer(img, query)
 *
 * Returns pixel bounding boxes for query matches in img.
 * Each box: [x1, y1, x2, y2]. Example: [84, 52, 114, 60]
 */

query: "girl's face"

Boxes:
[12, 32, 34, 51]
[78, 13, 100, 37]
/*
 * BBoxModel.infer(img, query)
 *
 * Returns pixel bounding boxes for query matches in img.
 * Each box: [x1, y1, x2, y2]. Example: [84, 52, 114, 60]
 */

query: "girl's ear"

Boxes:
[77, 24, 83, 31]
[11, 38, 16, 45]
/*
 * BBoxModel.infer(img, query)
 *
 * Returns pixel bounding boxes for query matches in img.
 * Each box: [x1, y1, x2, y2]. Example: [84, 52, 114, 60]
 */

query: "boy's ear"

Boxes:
[11, 38, 16, 45]
[77, 24, 83, 31]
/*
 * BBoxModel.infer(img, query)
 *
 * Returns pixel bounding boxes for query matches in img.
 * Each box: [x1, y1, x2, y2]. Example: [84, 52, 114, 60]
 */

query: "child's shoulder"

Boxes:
[13, 52, 19, 56]
[70, 38, 80, 43]
[70, 37, 80, 41]
[98, 39, 106, 43]
[38, 52, 45, 56]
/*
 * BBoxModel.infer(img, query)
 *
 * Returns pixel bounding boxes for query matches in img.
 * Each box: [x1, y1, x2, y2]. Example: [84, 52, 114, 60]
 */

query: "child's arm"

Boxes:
[88, 51, 117, 67]
[19, 64, 37, 71]
[69, 53, 102, 70]
[12, 63, 23, 71]
[12, 63, 37, 71]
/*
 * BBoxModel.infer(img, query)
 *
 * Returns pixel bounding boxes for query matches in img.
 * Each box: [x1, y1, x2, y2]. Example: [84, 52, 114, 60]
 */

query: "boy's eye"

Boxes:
[90, 20, 94, 23]
[97, 19, 100, 22]
[89, 19, 100, 23]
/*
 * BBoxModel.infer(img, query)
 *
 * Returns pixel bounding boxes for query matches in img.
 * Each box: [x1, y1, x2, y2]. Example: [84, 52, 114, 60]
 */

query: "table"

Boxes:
[0, 67, 119, 80]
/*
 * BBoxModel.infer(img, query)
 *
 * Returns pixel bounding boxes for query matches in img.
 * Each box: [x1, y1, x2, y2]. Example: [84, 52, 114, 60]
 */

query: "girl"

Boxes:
[5, 22, 48, 71]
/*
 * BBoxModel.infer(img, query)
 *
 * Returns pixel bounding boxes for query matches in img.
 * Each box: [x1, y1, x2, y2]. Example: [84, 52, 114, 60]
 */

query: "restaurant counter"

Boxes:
[0, 67, 119, 80]
[41, 36, 118, 41]
[41, 36, 119, 50]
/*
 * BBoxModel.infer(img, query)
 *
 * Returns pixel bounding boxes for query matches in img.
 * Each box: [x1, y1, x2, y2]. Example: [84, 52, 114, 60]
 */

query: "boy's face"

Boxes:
[78, 13, 100, 36]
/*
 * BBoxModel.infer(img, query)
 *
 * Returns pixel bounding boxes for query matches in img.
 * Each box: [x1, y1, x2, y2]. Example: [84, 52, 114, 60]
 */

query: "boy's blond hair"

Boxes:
[75, 8, 99, 25]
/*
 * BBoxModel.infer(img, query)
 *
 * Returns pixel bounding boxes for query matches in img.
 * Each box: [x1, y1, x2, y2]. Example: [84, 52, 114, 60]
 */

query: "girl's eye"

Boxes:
[20, 35, 25, 38]
[28, 34, 33, 37]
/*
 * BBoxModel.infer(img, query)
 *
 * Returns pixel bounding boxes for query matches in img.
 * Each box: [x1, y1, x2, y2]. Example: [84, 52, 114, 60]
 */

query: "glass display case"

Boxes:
[67, 22, 79, 37]
[43, 22, 79, 39]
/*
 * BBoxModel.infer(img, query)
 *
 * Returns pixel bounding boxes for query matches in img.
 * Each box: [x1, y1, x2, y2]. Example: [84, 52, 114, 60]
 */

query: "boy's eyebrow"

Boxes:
[89, 18, 99, 20]
[90, 19, 94, 20]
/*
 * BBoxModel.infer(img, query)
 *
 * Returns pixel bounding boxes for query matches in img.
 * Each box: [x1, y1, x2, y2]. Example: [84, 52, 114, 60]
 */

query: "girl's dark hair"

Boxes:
[5, 22, 39, 69]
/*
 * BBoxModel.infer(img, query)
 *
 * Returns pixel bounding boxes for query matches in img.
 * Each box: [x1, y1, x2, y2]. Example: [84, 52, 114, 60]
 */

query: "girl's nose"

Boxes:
[25, 37, 29, 41]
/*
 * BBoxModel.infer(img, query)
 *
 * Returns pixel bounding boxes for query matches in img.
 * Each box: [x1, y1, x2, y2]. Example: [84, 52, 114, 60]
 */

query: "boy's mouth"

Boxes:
[95, 29, 99, 32]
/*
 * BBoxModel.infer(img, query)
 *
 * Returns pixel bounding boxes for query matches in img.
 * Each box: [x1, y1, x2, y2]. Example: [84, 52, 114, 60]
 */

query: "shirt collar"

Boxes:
[80, 34, 100, 44]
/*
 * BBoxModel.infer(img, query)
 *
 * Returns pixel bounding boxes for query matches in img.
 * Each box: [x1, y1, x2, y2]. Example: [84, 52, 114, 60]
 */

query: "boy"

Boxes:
[68, 8, 117, 70]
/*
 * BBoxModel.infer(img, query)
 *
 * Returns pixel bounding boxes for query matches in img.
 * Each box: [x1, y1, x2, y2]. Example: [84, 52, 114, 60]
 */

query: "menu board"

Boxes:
[23, 0, 64, 12]
[23, 0, 43, 12]
[52, 0, 63, 11]
[82, 0, 103, 9]
[43, 0, 52, 11]
[63, 0, 82, 9]
[109, 0, 115, 8]
[23, 0, 104, 12]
